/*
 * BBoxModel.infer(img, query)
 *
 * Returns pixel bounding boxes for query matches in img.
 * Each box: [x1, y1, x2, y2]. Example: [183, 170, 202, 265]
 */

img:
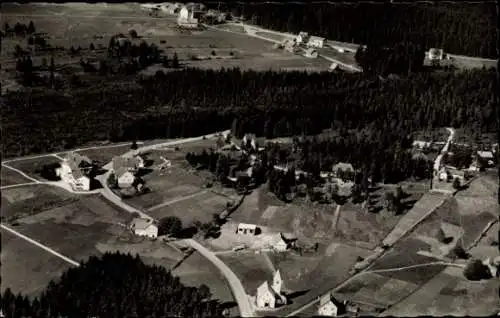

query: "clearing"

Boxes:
[1, 167, 34, 186]
[6, 156, 62, 181]
[381, 266, 500, 316]
[1, 227, 74, 298]
[1, 184, 78, 222]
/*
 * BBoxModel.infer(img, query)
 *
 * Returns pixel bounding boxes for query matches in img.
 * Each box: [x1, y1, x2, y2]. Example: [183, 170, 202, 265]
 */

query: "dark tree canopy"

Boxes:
[211, 2, 497, 58]
[0, 252, 223, 318]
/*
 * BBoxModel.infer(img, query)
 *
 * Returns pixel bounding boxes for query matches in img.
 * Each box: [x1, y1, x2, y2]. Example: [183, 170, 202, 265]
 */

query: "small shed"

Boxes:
[304, 48, 318, 58]
[307, 36, 325, 48]
[236, 223, 259, 235]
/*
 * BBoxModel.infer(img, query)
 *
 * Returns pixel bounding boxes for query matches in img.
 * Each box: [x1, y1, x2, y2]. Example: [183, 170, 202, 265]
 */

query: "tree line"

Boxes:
[0, 252, 224, 318]
[216, 2, 497, 58]
[2, 67, 496, 160]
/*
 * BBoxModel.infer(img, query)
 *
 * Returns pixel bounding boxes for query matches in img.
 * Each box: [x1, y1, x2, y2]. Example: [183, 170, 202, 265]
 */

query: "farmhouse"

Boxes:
[115, 167, 136, 188]
[130, 218, 158, 238]
[428, 48, 444, 60]
[477, 150, 495, 167]
[177, 5, 199, 29]
[236, 223, 260, 235]
[317, 293, 358, 316]
[304, 48, 318, 58]
[273, 232, 297, 252]
[307, 36, 325, 48]
[255, 270, 287, 309]
[57, 152, 92, 191]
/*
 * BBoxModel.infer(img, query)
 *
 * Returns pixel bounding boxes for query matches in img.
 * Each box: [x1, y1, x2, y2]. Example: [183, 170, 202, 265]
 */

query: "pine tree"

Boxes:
[172, 52, 179, 68]
[27, 21, 35, 34]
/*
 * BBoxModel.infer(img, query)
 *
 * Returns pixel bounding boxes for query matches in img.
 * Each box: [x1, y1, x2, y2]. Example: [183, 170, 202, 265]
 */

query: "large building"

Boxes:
[177, 5, 199, 29]
[255, 270, 287, 309]
[56, 152, 92, 191]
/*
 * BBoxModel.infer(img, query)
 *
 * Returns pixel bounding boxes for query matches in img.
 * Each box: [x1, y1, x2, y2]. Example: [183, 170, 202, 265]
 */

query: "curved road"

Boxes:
[184, 239, 254, 317]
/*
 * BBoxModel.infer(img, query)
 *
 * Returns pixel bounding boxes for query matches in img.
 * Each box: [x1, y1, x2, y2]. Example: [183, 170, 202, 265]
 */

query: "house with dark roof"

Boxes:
[57, 152, 93, 191]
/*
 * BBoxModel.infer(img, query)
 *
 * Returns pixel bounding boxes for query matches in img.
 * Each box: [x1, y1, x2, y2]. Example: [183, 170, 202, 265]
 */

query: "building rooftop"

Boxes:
[130, 218, 155, 230]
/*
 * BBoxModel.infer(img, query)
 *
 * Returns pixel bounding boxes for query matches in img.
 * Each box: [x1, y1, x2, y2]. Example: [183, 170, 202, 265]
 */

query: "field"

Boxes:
[8, 193, 134, 262]
[468, 222, 499, 260]
[453, 128, 497, 146]
[1, 167, 33, 186]
[2, 3, 334, 80]
[71, 144, 135, 165]
[380, 266, 500, 316]
[6, 156, 62, 181]
[218, 251, 275, 295]
[147, 190, 228, 225]
[269, 243, 373, 315]
[412, 128, 450, 143]
[1, 184, 78, 221]
[1, 228, 74, 298]
[171, 251, 238, 314]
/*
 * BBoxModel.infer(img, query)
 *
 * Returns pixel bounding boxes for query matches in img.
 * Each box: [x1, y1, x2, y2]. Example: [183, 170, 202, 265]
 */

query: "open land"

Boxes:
[6, 156, 62, 181]
[1, 228, 74, 298]
[1, 167, 34, 186]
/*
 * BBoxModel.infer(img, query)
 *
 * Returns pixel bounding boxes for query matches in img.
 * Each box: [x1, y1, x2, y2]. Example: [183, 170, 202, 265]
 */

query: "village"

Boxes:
[36, 126, 498, 316]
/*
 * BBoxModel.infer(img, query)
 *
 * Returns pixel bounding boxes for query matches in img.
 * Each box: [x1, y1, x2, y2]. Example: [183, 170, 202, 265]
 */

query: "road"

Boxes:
[1, 223, 80, 267]
[286, 261, 462, 317]
[184, 238, 255, 318]
[433, 127, 455, 172]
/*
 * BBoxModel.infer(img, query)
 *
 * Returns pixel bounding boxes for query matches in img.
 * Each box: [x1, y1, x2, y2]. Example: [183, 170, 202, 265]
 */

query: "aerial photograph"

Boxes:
[0, 1, 498, 317]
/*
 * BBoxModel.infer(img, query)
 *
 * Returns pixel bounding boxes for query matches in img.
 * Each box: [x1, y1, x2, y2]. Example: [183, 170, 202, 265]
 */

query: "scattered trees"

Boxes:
[452, 177, 461, 190]
[463, 259, 492, 281]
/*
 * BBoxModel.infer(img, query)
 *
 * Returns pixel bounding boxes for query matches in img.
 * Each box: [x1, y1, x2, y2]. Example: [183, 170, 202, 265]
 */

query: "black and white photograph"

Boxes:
[0, 1, 498, 317]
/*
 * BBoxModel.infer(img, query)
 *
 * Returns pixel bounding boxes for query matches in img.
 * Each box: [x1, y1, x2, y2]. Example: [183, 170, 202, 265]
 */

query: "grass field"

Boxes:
[215, 24, 246, 34]
[148, 191, 228, 225]
[381, 266, 500, 316]
[6, 156, 62, 181]
[269, 243, 373, 315]
[72, 145, 134, 165]
[9, 193, 134, 262]
[335, 271, 420, 310]
[1, 184, 78, 221]
[1, 228, 74, 298]
[1, 167, 33, 186]
[218, 251, 275, 294]
[124, 167, 207, 209]
[172, 251, 237, 310]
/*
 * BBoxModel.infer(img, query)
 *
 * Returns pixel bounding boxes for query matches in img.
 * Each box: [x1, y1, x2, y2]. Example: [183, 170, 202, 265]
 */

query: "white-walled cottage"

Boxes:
[307, 36, 325, 48]
[57, 152, 92, 191]
[255, 270, 287, 309]
[130, 218, 158, 238]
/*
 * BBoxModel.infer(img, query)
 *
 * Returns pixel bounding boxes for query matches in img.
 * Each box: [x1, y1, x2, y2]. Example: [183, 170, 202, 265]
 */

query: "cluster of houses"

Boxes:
[56, 152, 93, 191]
[278, 31, 325, 59]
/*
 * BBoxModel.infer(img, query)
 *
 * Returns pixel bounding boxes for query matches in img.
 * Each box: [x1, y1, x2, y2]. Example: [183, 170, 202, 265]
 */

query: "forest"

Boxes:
[2, 67, 496, 160]
[217, 2, 497, 58]
[0, 252, 224, 318]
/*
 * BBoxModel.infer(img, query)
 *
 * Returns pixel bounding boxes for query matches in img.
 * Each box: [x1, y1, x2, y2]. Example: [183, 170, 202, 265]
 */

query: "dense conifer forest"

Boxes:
[2, 68, 496, 159]
[0, 252, 223, 318]
[217, 2, 497, 58]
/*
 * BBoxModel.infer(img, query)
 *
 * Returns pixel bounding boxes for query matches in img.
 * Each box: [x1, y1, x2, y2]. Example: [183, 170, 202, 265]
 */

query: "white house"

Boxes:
[295, 31, 309, 45]
[177, 5, 198, 28]
[116, 168, 136, 188]
[438, 167, 448, 181]
[57, 152, 92, 191]
[255, 270, 287, 309]
[307, 36, 325, 48]
[317, 293, 344, 316]
[130, 218, 158, 238]
[236, 223, 258, 235]
[428, 48, 444, 60]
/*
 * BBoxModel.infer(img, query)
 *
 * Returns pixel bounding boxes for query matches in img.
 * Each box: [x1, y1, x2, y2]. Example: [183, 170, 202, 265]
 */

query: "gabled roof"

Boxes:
[256, 281, 280, 299]
[308, 35, 325, 41]
[113, 155, 141, 171]
[333, 162, 354, 172]
[319, 293, 343, 308]
[116, 167, 133, 179]
[477, 151, 494, 159]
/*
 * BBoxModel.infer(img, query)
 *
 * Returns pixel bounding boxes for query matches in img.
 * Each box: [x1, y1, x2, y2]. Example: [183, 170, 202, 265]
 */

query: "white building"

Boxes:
[236, 223, 258, 235]
[255, 270, 287, 309]
[57, 152, 92, 191]
[428, 48, 444, 60]
[295, 31, 309, 45]
[177, 5, 198, 28]
[130, 218, 158, 238]
[116, 168, 136, 188]
[307, 36, 325, 48]
[317, 293, 344, 316]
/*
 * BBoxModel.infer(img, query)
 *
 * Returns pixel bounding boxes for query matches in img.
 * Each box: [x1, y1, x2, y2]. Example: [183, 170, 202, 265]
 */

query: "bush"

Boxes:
[211, 50, 216, 56]
[129, 29, 138, 38]
[451, 244, 469, 259]
[463, 259, 492, 281]
[158, 216, 183, 237]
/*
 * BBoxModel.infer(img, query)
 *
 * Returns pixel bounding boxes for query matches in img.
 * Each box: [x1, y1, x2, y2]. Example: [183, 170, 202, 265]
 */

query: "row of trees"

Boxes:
[218, 2, 497, 58]
[3, 21, 36, 37]
[3, 68, 496, 160]
[0, 252, 224, 317]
